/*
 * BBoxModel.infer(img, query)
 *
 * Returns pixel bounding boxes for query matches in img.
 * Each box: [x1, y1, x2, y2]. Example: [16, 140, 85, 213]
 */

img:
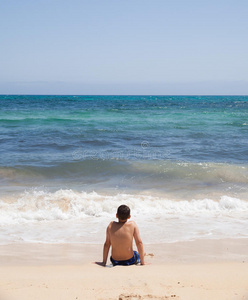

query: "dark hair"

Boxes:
[117, 205, 130, 220]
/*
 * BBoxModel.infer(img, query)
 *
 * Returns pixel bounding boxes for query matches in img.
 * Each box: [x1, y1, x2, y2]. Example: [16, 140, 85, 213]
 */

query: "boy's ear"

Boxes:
[128, 215, 131, 219]
[116, 213, 118, 219]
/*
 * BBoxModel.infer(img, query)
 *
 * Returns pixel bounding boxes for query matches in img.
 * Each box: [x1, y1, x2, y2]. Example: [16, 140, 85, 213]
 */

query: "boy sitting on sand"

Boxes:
[98, 204, 145, 266]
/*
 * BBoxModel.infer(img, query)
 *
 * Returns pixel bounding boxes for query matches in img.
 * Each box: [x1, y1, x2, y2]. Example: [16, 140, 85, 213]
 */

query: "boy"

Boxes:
[100, 205, 145, 266]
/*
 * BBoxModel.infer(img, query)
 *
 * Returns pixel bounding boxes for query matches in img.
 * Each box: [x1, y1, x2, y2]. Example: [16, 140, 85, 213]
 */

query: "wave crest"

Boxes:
[1, 189, 247, 226]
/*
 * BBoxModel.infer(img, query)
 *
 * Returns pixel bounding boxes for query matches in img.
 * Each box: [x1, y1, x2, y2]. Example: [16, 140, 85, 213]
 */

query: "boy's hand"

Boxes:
[141, 261, 151, 265]
[94, 261, 106, 267]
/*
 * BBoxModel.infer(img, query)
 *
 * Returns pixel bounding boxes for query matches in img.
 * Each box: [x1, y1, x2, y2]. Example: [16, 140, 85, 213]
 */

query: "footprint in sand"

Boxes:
[118, 294, 179, 299]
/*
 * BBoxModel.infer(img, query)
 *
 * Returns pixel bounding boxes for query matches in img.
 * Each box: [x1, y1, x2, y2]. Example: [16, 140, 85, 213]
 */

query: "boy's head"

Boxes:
[116, 205, 131, 221]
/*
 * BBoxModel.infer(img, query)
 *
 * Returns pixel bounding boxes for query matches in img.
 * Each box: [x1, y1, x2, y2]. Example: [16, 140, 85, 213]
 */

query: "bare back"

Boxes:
[102, 218, 145, 265]
[108, 221, 136, 260]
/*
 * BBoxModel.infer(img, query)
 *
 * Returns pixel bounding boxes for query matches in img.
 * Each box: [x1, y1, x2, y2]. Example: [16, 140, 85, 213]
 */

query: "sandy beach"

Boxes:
[1, 0, 248, 295]
[1, 239, 248, 300]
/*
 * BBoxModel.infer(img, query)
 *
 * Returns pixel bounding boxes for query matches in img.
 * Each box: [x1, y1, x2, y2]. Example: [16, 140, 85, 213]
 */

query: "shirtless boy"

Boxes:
[100, 205, 145, 266]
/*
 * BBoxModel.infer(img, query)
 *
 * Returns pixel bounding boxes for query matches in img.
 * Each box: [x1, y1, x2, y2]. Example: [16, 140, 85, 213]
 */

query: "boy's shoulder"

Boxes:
[128, 220, 136, 224]
[127, 220, 137, 227]
[108, 221, 115, 227]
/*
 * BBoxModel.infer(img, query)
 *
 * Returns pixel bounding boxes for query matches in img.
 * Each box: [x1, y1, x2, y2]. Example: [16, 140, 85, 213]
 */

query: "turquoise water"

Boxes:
[1, 95, 248, 193]
[0, 95, 248, 244]
[1, 95, 248, 166]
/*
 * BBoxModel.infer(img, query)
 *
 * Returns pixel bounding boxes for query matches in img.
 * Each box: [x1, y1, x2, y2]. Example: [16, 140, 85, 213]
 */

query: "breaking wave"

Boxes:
[1, 189, 248, 226]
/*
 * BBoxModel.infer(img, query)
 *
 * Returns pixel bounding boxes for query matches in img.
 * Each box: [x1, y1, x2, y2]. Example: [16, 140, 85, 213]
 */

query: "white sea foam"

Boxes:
[0, 190, 248, 244]
[1, 190, 248, 226]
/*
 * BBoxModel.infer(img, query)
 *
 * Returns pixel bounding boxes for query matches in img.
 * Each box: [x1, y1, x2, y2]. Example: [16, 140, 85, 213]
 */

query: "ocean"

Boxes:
[0, 95, 248, 244]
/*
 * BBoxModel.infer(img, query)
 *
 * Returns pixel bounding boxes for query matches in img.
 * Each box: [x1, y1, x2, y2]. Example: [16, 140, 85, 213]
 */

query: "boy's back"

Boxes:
[108, 220, 136, 260]
[100, 205, 145, 266]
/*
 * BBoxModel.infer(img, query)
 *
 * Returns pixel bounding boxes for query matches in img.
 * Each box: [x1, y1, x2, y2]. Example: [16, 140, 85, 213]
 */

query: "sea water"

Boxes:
[0, 95, 248, 244]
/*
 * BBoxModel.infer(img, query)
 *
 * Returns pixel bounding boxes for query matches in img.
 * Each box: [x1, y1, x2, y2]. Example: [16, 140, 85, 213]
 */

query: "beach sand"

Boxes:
[0, 239, 248, 300]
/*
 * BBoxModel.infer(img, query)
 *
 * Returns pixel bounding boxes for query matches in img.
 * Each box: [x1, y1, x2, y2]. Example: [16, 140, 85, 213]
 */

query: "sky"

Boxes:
[0, 0, 248, 95]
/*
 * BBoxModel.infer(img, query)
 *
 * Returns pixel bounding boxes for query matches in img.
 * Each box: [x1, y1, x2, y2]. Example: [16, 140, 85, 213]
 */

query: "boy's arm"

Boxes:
[133, 222, 145, 265]
[102, 223, 111, 266]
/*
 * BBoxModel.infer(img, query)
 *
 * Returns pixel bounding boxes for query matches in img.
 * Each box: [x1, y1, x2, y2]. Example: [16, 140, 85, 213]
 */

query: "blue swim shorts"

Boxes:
[110, 251, 141, 266]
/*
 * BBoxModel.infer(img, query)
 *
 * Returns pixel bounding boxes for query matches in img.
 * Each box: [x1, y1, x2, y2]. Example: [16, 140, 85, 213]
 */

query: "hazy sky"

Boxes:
[1, 0, 248, 95]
